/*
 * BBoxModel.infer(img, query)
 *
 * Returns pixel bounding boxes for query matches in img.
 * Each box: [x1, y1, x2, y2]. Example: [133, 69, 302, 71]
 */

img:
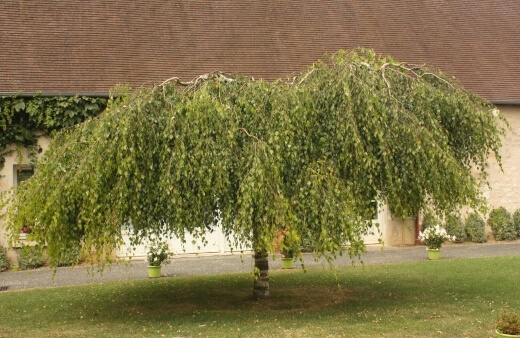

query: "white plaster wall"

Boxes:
[379, 206, 416, 246]
[0, 136, 51, 259]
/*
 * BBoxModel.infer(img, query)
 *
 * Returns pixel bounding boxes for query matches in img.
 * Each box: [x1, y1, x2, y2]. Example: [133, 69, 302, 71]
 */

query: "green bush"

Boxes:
[465, 213, 487, 243]
[488, 207, 516, 241]
[421, 211, 438, 231]
[496, 310, 520, 335]
[0, 245, 11, 272]
[513, 209, 520, 238]
[57, 246, 81, 267]
[300, 236, 315, 253]
[18, 245, 46, 270]
[445, 214, 465, 243]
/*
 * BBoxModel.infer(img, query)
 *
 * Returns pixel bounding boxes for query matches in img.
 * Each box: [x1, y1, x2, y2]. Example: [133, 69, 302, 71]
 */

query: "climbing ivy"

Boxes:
[5, 49, 507, 295]
[0, 94, 108, 170]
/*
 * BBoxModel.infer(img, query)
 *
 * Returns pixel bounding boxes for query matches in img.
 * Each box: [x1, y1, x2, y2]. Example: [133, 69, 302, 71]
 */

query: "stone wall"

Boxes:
[379, 104, 520, 246]
[485, 105, 520, 213]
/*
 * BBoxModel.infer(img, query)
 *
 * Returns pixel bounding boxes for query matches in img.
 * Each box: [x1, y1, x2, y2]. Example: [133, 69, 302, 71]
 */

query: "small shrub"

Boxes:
[513, 209, 520, 238]
[0, 245, 11, 272]
[465, 212, 487, 243]
[445, 214, 466, 243]
[421, 211, 438, 231]
[57, 246, 81, 267]
[488, 207, 516, 241]
[147, 242, 171, 266]
[300, 236, 315, 253]
[496, 310, 520, 335]
[18, 245, 46, 270]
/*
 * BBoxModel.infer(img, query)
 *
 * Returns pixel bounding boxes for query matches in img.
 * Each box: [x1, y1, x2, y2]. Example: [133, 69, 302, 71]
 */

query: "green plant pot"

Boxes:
[12, 265, 19, 272]
[281, 257, 295, 269]
[427, 248, 441, 260]
[147, 265, 161, 278]
[496, 329, 520, 337]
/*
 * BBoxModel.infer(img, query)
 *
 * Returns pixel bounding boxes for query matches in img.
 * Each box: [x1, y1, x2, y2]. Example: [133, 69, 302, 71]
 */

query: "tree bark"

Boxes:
[253, 249, 269, 298]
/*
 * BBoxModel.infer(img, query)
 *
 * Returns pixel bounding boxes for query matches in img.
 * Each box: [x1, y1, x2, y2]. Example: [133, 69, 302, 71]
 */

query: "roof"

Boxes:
[1, 1, 519, 102]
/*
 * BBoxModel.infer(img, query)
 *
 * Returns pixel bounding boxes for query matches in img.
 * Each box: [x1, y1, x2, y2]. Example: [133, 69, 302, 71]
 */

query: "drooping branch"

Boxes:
[5, 49, 507, 293]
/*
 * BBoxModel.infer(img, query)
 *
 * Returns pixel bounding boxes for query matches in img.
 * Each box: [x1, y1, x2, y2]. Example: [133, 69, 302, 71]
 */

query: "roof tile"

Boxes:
[1, 1, 519, 101]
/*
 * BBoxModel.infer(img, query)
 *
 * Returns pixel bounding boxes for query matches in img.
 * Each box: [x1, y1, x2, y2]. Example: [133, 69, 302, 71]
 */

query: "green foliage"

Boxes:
[465, 212, 487, 243]
[147, 241, 171, 266]
[274, 227, 301, 258]
[488, 207, 516, 241]
[0, 94, 107, 170]
[513, 209, 520, 238]
[421, 211, 438, 231]
[18, 245, 46, 270]
[57, 245, 82, 267]
[445, 214, 466, 243]
[0, 245, 11, 272]
[6, 49, 507, 269]
[496, 310, 520, 335]
[300, 237, 316, 253]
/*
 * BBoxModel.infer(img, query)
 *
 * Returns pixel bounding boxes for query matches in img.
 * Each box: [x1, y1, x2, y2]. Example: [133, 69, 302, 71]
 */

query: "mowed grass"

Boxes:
[0, 257, 519, 337]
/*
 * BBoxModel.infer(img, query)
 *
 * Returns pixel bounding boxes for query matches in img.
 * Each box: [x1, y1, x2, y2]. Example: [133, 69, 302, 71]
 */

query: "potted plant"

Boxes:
[280, 248, 295, 269]
[147, 241, 171, 278]
[418, 225, 455, 260]
[496, 310, 520, 337]
[275, 228, 299, 269]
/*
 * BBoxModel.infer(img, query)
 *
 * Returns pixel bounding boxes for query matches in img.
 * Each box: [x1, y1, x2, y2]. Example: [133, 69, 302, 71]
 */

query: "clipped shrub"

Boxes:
[488, 207, 516, 241]
[465, 212, 487, 243]
[0, 245, 11, 272]
[57, 246, 82, 267]
[513, 209, 520, 238]
[18, 245, 46, 270]
[496, 310, 520, 336]
[445, 214, 466, 243]
[421, 211, 438, 231]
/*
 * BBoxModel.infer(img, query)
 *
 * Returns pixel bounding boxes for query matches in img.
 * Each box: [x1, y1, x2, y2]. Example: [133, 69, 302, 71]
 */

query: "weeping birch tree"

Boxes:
[6, 49, 506, 298]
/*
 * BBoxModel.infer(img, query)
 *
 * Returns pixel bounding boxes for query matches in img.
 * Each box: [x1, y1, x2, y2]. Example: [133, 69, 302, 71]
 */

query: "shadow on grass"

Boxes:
[1, 256, 519, 337]
[65, 257, 517, 320]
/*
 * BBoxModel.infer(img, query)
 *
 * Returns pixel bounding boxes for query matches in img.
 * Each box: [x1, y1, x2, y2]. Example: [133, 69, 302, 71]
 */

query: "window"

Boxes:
[14, 166, 34, 186]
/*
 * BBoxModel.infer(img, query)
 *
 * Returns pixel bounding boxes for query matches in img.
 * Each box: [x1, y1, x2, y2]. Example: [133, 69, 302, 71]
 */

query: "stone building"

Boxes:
[1, 1, 519, 257]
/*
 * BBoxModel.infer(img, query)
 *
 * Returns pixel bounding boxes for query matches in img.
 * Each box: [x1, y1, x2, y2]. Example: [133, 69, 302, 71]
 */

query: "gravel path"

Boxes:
[1, 241, 519, 292]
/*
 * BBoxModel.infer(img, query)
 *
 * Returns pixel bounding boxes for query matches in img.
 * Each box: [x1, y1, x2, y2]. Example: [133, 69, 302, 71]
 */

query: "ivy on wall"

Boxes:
[0, 95, 107, 170]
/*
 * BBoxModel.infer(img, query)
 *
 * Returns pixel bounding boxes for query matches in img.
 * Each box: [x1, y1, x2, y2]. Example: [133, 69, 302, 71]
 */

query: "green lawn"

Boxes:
[0, 257, 519, 337]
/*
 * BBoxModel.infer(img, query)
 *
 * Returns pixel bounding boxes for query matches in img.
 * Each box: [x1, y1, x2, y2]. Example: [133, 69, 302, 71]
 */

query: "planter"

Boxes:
[496, 329, 520, 337]
[281, 257, 295, 269]
[147, 265, 162, 278]
[427, 248, 441, 260]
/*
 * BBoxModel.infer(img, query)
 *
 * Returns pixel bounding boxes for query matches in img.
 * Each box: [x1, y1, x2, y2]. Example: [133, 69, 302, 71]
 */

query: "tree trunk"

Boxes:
[253, 249, 269, 298]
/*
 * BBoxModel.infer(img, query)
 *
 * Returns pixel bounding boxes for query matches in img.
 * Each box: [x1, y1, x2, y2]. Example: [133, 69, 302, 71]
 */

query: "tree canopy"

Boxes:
[4, 49, 507, 296]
